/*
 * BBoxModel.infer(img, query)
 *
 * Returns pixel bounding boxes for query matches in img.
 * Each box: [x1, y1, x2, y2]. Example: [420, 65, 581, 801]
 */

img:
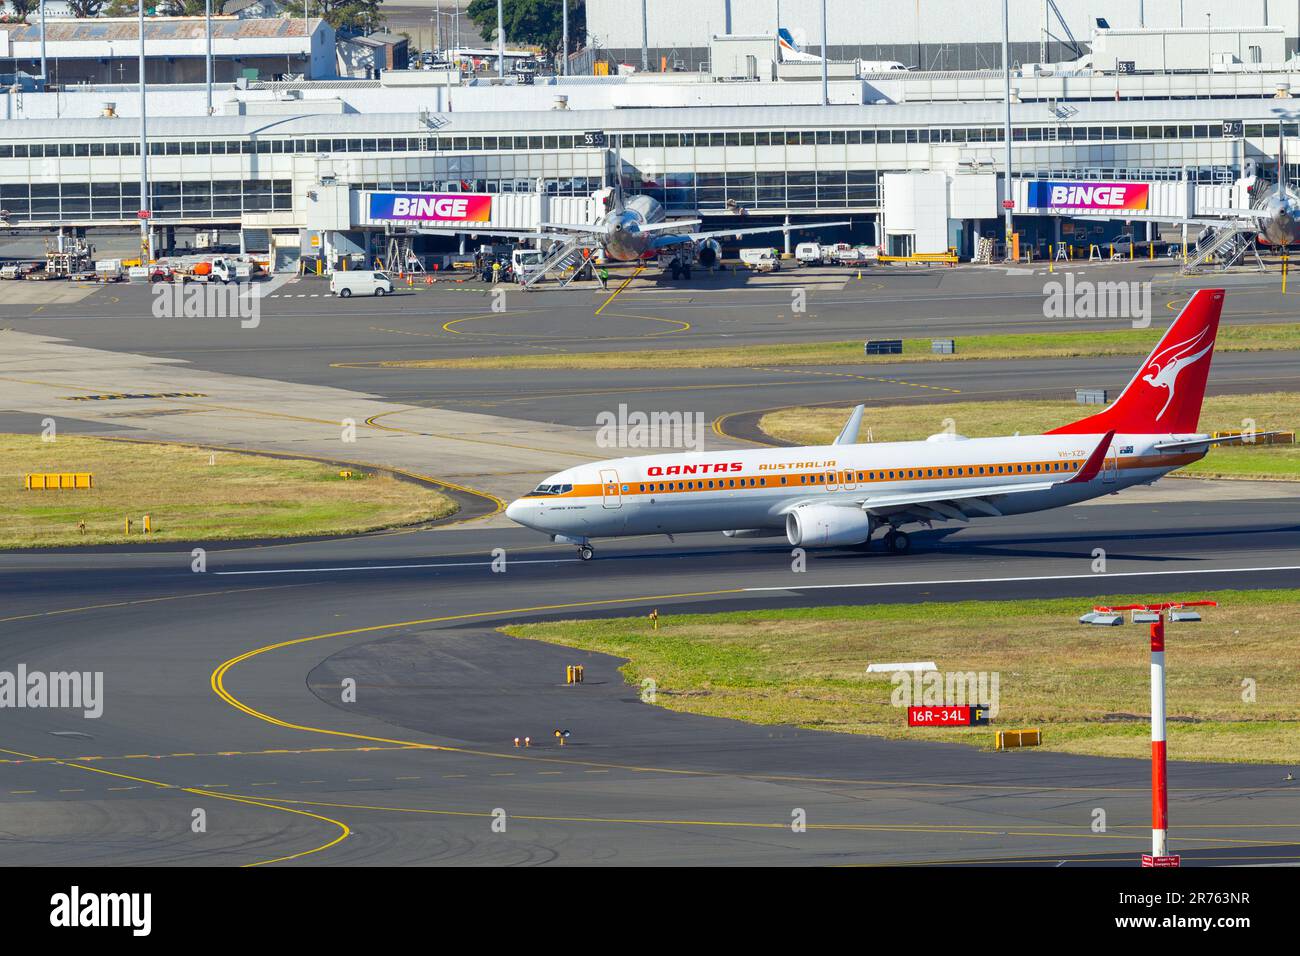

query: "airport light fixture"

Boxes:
[1082, 599, 1218, 867]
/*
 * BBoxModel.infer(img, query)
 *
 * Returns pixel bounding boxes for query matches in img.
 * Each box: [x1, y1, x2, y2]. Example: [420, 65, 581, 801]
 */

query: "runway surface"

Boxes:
[2, 485, 1299, 866]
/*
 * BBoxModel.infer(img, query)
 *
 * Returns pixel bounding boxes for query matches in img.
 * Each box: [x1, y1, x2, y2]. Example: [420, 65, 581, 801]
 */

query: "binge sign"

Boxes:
[369, 191, 492, 222]
[1027, 181, 1150, 211]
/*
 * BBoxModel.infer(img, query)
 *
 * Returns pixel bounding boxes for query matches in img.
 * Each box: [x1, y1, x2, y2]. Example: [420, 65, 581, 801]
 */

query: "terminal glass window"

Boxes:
[213, 181, 241, 212]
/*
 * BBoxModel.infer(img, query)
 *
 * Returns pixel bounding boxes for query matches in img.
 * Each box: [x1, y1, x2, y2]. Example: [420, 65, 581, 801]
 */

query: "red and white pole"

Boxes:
[1150, 612, 1168, 858]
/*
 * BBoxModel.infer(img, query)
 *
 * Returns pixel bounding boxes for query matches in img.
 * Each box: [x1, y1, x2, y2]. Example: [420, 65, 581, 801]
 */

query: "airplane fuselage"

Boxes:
[1256, 189, 1300, 246]
[506, 433, 1206, 544]
[600, 195, 666, 262]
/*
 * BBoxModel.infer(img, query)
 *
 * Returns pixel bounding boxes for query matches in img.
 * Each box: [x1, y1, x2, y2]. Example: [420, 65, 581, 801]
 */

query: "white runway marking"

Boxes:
[212, 560, 1300, 585]
[214, 557, 580, 575]
[743, 565, 1300, 592]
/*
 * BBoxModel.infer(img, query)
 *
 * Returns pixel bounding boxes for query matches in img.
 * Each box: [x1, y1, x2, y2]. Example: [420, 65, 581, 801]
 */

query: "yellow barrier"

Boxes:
[24, 472, 93, 490]
[877, 252, 959, 264]
[565, 665, 585, 684]
[995, 729, 1042, 751]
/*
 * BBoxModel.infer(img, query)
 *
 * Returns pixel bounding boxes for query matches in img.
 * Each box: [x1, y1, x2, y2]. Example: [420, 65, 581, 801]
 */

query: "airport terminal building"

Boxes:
[0, 92, 1282, 267]
[1, 15, 1298, 269]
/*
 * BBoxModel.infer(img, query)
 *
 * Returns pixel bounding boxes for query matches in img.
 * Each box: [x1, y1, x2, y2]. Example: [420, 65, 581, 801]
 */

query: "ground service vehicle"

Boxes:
[330, 270, 394, 297]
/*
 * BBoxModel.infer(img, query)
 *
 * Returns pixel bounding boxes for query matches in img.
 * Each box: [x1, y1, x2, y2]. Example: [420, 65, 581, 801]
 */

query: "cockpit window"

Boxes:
[527, 483, 572, 496]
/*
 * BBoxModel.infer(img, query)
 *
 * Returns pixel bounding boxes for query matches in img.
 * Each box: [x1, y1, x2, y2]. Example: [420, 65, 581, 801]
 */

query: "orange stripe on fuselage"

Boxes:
[522, 452, 1203, 500]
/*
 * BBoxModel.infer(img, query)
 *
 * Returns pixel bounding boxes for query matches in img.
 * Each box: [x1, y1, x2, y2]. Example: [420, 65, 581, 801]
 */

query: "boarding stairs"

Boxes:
[1181, 224, 1262, 274]
[383, 237, 425, 276]
[521, 239, 588, 288]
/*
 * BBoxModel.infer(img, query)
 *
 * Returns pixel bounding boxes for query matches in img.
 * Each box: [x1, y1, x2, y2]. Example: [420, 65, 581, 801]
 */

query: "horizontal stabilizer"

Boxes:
[1153, 431, 1285, 450]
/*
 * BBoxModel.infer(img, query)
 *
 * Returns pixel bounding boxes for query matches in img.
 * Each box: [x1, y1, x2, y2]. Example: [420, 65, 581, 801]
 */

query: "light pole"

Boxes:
[1206, 13, 1213, 88]
[1081, 599, 1218, 866]
[205, 0, 213, 115]
[138, 0, 150, 264]
[819, 0, 828, 106]
[497, 0, 505, 78]
[641, 0, 649, 72]
[39, 0, 47, 85]
[1001, 0, 1013, 256]
[562, 0, 568, 76]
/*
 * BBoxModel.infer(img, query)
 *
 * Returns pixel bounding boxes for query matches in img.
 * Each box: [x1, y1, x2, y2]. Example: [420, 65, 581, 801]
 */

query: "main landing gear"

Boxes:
[882, 529, 911, 554]
[578, 545, 595, 561]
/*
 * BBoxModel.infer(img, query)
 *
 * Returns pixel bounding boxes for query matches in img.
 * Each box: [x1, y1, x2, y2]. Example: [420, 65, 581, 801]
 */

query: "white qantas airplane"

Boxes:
[507, 289, 1237, 560]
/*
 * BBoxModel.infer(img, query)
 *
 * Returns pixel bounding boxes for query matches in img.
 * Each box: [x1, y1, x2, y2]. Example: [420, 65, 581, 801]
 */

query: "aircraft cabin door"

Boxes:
[1102, 454, 1118, 483]
[600, 468, 622, 508]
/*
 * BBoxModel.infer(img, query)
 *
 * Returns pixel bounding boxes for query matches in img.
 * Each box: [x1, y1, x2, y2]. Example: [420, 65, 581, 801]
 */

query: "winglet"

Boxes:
[834, 404, 865, 445]
[1064, 430, 1116, 484]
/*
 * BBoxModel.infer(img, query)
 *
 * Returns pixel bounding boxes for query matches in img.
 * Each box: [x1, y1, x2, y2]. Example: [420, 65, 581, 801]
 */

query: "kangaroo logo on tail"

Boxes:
[1141, 325, 1215, 421]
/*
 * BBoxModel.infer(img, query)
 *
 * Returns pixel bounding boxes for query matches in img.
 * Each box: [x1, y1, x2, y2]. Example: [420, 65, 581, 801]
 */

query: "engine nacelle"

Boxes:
[785, 505, 875, 548]
[722, 528, 786, 538]
[696, 239, 721, 268]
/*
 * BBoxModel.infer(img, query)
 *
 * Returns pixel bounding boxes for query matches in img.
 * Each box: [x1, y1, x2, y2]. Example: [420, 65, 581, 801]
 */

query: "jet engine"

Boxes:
[695, 238, 721, 269]
[785, 505, 875, 548]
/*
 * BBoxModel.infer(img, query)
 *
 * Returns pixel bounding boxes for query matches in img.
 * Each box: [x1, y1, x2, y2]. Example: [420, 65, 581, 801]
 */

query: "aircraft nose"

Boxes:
[505, 499, 527, 523]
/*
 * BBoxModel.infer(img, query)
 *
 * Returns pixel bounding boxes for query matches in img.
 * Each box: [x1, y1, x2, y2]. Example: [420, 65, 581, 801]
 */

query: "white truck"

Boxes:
[511, 248, 547, 282]
[738, 248, 781, 272]
[832, 245, 878, 266]
[94, 259, 125, 282]
[795, 242, 827, 266]
[168, 256, 259, 284]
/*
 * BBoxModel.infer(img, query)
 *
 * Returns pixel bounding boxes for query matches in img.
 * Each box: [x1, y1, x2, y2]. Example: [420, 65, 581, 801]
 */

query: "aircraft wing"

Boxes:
[639, 219, 703, 232]
[539, 222, 608, 234]
[413, 226, 575, 242]
[687, 220, 852, 243]
[648, 220, 854, 249]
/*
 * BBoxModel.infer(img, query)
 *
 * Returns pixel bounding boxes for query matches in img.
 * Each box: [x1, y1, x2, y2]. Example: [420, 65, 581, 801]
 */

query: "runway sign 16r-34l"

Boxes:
[907, 706, 992, 727]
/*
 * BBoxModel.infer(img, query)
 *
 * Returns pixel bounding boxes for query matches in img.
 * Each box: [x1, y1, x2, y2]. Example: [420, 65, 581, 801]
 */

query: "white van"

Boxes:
[330, 270, 393, 297]
[738, 248, 781, 272]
